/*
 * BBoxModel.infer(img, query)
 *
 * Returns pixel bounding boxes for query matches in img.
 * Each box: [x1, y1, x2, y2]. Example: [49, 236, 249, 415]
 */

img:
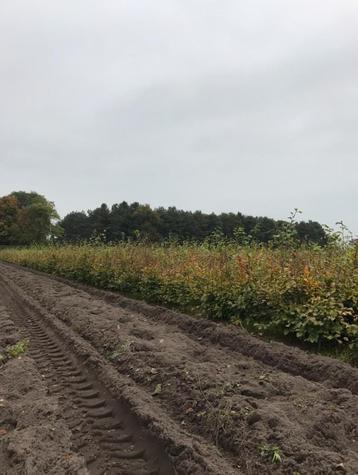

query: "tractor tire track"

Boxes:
[0, 274, 174, 475]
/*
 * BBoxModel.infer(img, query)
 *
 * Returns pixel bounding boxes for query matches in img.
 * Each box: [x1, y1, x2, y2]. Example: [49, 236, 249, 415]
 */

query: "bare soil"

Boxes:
[0, 306, 87, 475]
[0, 262, 358, 475]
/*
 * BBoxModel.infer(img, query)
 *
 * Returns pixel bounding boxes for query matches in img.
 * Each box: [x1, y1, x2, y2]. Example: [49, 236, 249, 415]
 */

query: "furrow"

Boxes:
[0, 275, 174, 475]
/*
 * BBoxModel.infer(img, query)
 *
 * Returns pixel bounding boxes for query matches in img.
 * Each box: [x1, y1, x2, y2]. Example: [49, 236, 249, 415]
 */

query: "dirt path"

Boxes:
[0, 262, 358, 475]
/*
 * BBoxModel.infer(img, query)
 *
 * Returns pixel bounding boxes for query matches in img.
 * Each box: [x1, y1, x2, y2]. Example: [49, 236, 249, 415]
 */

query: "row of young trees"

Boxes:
[60, 201, 327, 245]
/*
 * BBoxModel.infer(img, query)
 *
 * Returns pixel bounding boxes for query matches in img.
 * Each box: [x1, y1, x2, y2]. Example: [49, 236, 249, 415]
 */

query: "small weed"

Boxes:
[106, 341, 132, 361]
[260, 445, 282, 464]
[152, 383, 162, 396]
[6, 339, 28, 358]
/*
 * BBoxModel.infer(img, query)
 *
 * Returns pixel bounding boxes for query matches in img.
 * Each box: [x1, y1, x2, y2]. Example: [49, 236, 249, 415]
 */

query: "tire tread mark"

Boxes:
[0, 275, 170, 475]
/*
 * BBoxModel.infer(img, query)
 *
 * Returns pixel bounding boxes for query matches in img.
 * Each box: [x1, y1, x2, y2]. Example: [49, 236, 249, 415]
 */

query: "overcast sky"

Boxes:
[0, 1, 357, 232]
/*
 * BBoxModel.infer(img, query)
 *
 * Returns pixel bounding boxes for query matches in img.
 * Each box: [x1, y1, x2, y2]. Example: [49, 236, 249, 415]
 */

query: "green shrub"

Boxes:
[0, 239, 357, 361]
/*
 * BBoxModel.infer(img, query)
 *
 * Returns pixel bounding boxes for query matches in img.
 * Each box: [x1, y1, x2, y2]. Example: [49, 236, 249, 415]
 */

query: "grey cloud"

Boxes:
[0, 0, 357, 232]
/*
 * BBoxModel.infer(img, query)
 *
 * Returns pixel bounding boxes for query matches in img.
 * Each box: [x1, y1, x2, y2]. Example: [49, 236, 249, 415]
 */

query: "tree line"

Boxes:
[60, 201, 327, 245]
[0, 191, 327, 246]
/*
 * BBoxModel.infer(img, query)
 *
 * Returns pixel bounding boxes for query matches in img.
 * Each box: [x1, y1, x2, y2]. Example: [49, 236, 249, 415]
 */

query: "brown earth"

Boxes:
[0, 306, 88, 475]
[0, 262, 357, 475]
